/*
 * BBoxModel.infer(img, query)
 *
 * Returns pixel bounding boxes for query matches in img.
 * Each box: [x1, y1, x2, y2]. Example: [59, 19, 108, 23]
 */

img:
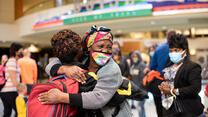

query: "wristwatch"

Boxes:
[175, 88, 179, 95]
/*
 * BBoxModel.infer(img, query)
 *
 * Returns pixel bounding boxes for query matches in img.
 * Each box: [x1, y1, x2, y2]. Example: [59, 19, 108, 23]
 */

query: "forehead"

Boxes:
[94, 39, 112, 46]
[131, 53, 138, 57]
[169, 48, 183, 51]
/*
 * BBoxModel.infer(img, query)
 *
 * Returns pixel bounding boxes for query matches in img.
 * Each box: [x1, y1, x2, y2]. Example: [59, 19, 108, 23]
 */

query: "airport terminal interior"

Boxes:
[0, 0, 208, 117]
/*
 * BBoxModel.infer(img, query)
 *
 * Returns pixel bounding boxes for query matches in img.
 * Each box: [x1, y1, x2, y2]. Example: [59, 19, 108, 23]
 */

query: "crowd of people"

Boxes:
[0, 43, 37, 117]
[0, 25, 207, 117]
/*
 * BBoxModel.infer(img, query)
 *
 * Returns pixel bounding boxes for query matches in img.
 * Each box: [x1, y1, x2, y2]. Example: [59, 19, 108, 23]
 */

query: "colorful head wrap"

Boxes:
[81, 25, 113, 48]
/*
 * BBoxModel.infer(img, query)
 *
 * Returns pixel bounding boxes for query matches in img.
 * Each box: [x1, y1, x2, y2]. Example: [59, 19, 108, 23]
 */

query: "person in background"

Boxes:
[0, 55, 8, 102]
[1, 42, 23, 117]
[149, 44, 158, 62]
[143, 44, 158, 75]
[112, 41, 129, 78]
[148, 30, 176, 117]
[158, 34, 204, 117]
[201, 61, 208, 80]
[0, 54, 8, 65]
[18, 49, 37, 94]
[0, 54, 8, 84]
[16, 83, 27, 117]
[129, 50, 147, 116]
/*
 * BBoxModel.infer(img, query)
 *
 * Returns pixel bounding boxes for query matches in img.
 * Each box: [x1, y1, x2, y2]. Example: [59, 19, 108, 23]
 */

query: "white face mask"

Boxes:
[169, 50, 186, 64]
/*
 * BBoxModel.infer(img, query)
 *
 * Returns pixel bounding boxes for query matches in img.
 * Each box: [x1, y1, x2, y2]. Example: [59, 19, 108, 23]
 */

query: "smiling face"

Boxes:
[88, 39, 113, 67]
[89, 39, 113, 54]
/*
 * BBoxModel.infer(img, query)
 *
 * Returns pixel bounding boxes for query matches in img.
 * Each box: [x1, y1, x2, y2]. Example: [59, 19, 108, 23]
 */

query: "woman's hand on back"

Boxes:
[38, 88, 69, 104]
[58, 65, 86, 84]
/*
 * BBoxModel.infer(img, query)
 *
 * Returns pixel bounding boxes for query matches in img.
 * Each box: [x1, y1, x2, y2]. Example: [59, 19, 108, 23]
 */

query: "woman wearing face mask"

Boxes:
[0, 42, 23, 117]
[158, 34, 204, 117]
[129, 51, 147, 117]
[39, 26, 132, 117]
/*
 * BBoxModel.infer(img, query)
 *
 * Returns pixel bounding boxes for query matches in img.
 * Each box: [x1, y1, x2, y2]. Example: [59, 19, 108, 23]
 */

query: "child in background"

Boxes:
[16, 83, 27, 117]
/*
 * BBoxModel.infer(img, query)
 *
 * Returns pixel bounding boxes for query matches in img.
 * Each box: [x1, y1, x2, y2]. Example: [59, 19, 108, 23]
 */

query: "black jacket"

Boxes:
[164, 57, 204, 116]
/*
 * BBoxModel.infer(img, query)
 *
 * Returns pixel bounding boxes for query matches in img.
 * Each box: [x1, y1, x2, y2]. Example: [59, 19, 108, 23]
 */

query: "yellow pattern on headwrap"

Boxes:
[87, 32, 98, 47]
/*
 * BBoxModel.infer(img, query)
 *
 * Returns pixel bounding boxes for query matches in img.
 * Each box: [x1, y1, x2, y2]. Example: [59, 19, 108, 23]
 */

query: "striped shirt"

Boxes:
[1, 58, 21, 92]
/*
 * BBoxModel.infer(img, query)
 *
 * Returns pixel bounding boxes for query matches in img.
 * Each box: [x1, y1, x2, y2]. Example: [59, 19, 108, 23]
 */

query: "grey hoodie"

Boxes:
[130, 51, 146, 89]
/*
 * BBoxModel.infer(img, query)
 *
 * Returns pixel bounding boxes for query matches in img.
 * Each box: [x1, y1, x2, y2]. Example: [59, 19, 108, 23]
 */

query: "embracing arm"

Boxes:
[45, 58, 62, 77]
[45, 58, 86, 83]
[70, 59, 122, 109]
[40, 59, 122, 109]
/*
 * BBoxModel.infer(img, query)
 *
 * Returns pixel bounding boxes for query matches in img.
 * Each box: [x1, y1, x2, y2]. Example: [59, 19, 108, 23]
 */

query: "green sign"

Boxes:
[63, 9, 152, 25]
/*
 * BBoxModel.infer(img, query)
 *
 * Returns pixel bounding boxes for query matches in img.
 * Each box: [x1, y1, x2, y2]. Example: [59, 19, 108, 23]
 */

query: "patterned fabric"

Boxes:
[81, 25, 113, 48]
[2, 58, 21, 92]
[161, 63, 183, 110]
[92, 52, 112, 66]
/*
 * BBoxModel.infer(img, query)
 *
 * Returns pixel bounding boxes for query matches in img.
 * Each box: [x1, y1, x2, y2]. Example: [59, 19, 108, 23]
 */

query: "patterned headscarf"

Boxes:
[81, 25, 113, 48]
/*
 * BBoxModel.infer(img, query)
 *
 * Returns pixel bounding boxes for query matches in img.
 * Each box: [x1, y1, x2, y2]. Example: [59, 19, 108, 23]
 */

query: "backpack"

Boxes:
[27, 75, 79, 117]
[0, 63, 6, 91]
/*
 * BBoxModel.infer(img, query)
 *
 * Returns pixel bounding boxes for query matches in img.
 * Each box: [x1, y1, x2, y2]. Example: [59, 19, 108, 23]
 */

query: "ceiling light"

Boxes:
[190, 48, 196, 55]
[28, 44, 40, 53]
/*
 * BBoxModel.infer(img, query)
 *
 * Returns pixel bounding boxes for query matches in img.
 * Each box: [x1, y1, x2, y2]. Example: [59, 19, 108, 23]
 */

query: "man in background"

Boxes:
[18, 49, 37, 95]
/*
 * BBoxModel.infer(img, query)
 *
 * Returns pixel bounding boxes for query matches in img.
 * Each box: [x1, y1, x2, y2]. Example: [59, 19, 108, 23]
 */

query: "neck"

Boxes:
[18, 93, 24, 97]
[15, 56, 20, 60]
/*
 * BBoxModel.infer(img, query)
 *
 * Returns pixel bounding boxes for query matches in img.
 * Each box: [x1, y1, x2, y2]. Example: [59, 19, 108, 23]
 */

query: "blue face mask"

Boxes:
[169, 51, 185, 64]
[149, 51, 154, 57]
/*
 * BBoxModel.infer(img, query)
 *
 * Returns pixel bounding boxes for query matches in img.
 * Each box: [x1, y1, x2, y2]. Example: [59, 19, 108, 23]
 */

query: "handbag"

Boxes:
[173, 98, 184, 113]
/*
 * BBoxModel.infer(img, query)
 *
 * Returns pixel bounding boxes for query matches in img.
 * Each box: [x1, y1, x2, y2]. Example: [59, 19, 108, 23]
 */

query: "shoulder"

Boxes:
[7, 58, 17, 65]
[98, 58, 121, 74]
[184, 59, 201, 71]
[155, 43, 168, 52]
[97, 58, 122, 81]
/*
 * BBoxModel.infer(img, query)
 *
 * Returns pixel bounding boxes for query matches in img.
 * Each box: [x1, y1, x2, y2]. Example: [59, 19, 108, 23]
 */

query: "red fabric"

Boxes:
[205, 84, 208, 97]
[27, 75, 79, 117]
[143, 70, 164, 86]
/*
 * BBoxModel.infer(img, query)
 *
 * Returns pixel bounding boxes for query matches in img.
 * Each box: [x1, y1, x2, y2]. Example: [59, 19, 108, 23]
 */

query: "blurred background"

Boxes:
[0, 0, 208, 116]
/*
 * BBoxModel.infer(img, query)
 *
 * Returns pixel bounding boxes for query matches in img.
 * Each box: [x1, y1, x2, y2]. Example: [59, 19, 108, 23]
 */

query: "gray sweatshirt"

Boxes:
[45, 58, 132, 117]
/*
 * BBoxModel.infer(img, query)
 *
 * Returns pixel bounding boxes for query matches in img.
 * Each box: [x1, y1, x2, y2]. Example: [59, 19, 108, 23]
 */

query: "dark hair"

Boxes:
[113, 41, 121, 49]
[166, 30, 176, 41]
[51, 29, 81, 63]
[113, 41, 122, 56]
[9, 42, 23, 57]
[168, 34, 190, 55]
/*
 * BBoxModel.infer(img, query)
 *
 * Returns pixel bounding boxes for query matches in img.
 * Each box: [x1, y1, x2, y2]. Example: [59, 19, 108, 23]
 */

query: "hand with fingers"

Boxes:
[58, 65, 86, 84]
[38, 88, 69, 104]
[158, 82, 171, 95]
